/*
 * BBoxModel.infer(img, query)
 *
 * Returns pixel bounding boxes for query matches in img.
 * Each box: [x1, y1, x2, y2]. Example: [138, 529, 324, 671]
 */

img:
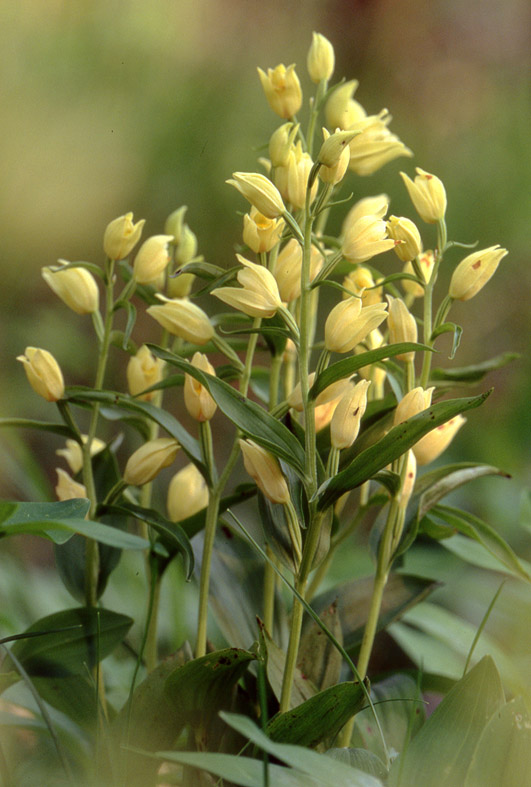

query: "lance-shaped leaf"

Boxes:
[148, 346, 307, 478]
[65, 386, 208, 481]
[310, 343, 432, 399]
[430, 321, 462, 359]
[416, 464, 510, 522]
[5, 607, 133, 677]
[259, 621, 318, 709]
[430, 351, 519, 383]
[316, 391, 491, 510]
[0, 418, 75, 439]
[266, 680, 367, 748]
[0, 500, 149, 550]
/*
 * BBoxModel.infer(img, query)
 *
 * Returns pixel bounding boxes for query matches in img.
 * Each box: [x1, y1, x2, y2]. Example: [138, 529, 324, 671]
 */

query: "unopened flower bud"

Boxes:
[402, 251, 435, 298]
[17, 347, 64, 402]
[449, 245, 508, 302]
[394, 386, 434, 425]
[325, 80, 365, 130]
[227, 172, 285, 219]
[147, 296, 214, 345]
[342, 194, 390, 236]
[133, 235, 173, 285]
[325, 298, 388, 354]
[55, 468, 87, 501]
[342, 267, 383, 306]
[175, 224, 198, 266]
[239, 439, 290, 504]
[164, 206, 187, 244]
[212, 255, 282, 318]
[386, 295, 418, 361]
[355, 328, 387, 387]
[398, 450, 417, 509]
[124, 438, 180, 487]
[413, 415, 466, 465]
[257, 63, 302, 119]
[243, 207, 284, 254]
[56, 435, 105, 474]
[343, 215, 397, 264]
[167, 270, 195, 298]
[269, 122, 299, 168]
[288, 374, 353, 412]
[284, 142, 317, 210]
[273, 239, 323, 302]
[42, 262, 99, 315]
[386, 216, 422, 263]
[400, 168, 446, 224]
[103, 212, 145, 260]
[318, 128, 355, 184]
[184, 352, 217, 422]
[348, 110, 413, 177]
[167, 463, 208, 522]
[127, 345, 165, 401]
[330, 379, 371, 449]
[307, 32, 335, 83]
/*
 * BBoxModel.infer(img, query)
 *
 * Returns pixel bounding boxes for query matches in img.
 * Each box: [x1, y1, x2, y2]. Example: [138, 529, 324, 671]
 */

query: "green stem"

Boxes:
[419, 219, 447, 388]
[263, 546, 276, 634]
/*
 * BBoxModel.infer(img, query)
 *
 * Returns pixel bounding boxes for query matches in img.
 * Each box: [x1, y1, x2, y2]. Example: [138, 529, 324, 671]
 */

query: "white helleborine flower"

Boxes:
[239, 439, 290, 504]
[212, 255, 282, 318]
[386, 295, 418, 361]
[184, 352, 217, 422]
[55, 468, 87, 502]
[307, 32, 335, 83]
[17, 347, 64, 402]
[103, 212, 145, 260]
[343, 214, 398, 264]
[413, 415, 466, 465]
[227, 172, 285, 219]
[167, 464, 208, 522]
[147, 296, 214, 345]
[330, 379, 371, 449]
[400, 167, 447, 224]
[56, 435, 106, 475]
[257, 63, 302, 119]
[42, 261, 99, 314]
[449, 246, 508, 301]
[325, 298, 388, 354]
[124, 438, 180, 487]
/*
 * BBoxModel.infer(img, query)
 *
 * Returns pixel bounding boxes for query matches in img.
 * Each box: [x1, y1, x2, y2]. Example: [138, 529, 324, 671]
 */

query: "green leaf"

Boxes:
[416, 465, 510, 522]
[0, 418, 75, 438]
[267, 681, 366, 748]
[430, 321, 462, 359]
[6, 607, 133, 677]
[431, 352, 519, 383]
[326, 748, 388, 780]
[388, 656, 505, 787]
[164, 648, 256, 747]
[259, 622, 318, 710]
[148, 346, 307, 478]
[298, 601, 343, 692]
[0, 500, 149, 550]
[464, 696, 531, 787]
[310, 344, 432, 399]
[112, 298, 137, 349]
[350, 673, 425, 763]
[431, 504, 531, 581]
[221, 712, 383, 787]
[316, 391, 491, 510]
[32, 674, 99, 729]
[312, 573, 439, 652]
[65, 387, 208, 481]
[105, 502, 194, 579]
[413, 462, 510, 500]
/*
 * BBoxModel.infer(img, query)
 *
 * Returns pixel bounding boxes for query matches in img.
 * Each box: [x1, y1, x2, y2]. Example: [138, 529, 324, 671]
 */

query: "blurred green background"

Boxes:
[0, 0, 529, 686]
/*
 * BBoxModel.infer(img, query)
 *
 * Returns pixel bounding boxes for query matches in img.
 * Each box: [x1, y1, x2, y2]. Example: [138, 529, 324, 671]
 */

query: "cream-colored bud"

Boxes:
[325, 298, 388, 354]
[325, 80, 366, 130]
[307, 32, 335, 83]
[413, 415, 466, 466]
[227, 172, 285, 219]
[103, 212, 145, 260]
[318, 128, 354, 185]
[175, 224, 198, 267]
[402, 251, 435, 298]
[386, 216, 422, 263]
[394, 386, 434, 425]
[42, 262, 99, 315]
[386, 295, 418, 361]
[124, 438, 180, 487]
[342, 267, 383, 306]
[164, 206, 187, 244]
[355, 328, 387, 387]
[348, 111, 413, 176]
[342, 214, 397, 264]
[273, 239, 323, 302]
[147, 296, 214, 345]
[127, 345, 165, 401]
[284, 142, 317, 210]
[269, 122, 299, 168]
[167, 463, 208, 522]
[400, 168, 447, 224]
[133, 235, 173, 285]
[330, 379, 371, 449]
[257, 63, 302, 119]
[342, 194, 390, 237]
[449, 245, 508, 301]
[242, 207, 284, 254]
[184, 352, 217, 422]
[56, 435, 106, 475]
[239, 439, 290, 504]
[399, 450, 417, 509]
[167, 271, 195, 298]
[288, 374, 353, 412]
[212, 255, 282, 318]
[55, 468, 87, 501]
[17, 347, 64, 402]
